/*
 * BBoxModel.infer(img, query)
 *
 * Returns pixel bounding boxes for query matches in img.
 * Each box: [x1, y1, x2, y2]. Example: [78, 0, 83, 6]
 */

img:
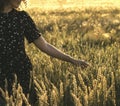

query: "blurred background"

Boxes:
[28, 0, 120, 9]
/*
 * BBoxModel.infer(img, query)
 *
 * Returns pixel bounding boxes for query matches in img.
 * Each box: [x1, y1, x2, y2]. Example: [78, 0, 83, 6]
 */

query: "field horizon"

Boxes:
[27, 0, 120, 10]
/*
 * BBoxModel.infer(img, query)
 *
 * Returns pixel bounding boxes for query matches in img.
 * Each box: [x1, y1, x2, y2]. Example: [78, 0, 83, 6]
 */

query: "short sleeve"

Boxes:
[22, 11, 41, 43]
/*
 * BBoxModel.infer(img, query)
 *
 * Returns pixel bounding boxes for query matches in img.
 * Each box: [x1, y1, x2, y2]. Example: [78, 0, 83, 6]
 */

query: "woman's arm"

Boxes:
[33, 36, 89, 68]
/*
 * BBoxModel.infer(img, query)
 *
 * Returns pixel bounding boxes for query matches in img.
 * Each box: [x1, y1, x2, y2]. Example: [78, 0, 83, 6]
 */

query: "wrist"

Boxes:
[67, 55, 75, 64]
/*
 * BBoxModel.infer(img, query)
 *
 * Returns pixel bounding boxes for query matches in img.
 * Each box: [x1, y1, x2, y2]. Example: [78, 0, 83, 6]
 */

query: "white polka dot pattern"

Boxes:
[0, 9, 41, 70]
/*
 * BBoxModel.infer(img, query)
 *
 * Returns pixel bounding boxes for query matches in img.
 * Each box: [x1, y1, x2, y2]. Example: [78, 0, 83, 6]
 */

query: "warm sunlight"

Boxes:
[28, 0, 120, 9]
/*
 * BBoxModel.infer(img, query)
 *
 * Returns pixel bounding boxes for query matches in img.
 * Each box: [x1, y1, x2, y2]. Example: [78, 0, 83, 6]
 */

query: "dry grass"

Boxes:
[1, 7, 120, 106]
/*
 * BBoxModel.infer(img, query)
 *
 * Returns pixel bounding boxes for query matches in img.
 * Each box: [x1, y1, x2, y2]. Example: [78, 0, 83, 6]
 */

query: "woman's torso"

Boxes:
[0, 9, 32, 71]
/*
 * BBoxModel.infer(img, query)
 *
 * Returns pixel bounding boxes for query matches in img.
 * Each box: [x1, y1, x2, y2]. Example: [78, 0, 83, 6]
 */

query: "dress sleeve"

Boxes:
[22, 11, 41, 43]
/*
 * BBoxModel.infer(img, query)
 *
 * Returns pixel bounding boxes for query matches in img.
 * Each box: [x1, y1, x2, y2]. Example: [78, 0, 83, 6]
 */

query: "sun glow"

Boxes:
[27, 0, 120, 9]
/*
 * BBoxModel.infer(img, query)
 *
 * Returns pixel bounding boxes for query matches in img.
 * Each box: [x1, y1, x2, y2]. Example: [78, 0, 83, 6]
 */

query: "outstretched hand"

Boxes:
[72, 59, 90, 69]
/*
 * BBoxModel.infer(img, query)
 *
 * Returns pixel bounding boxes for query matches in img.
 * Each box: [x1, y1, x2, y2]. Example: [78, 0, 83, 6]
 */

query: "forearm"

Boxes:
[42, 43, 74, 63]
[34, 36, 89, 68]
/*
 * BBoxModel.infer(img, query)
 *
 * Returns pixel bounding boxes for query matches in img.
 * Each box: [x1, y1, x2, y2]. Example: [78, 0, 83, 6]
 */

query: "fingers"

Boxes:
[77, 60, 90, 69]
[72, 59, 90, 69]
[82, 60, 90, 66]
[80, 62, 89, 69]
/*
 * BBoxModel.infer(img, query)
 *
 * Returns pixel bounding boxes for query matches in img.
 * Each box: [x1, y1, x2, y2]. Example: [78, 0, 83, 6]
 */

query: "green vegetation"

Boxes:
[1, 7, 120, 106]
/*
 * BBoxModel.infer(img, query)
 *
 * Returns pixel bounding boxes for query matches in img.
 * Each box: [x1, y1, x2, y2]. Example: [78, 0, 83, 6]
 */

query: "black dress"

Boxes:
[0, 9, 41, 95]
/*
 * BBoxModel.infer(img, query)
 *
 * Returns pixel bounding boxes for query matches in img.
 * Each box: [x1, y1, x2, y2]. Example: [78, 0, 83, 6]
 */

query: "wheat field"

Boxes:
[0, 7, 120, 106]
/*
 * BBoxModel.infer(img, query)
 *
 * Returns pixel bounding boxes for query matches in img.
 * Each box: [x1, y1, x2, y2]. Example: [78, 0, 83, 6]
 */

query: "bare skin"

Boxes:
[33, 36, 89, 68]
[2, 0, 90, 69]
